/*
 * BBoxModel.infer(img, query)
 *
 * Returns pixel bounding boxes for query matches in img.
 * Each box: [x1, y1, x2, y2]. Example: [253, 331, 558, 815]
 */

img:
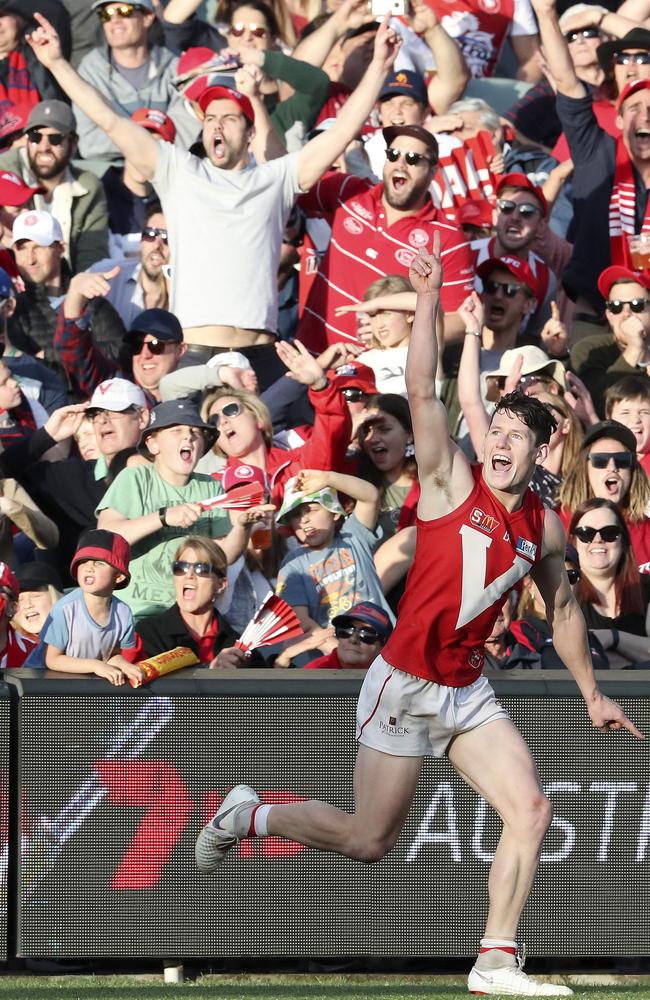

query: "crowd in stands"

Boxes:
[0, 0, 648, 678]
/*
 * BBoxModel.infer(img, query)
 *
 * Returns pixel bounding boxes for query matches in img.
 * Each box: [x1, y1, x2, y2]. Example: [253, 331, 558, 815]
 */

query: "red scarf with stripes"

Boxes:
[609, 136, 650, 267]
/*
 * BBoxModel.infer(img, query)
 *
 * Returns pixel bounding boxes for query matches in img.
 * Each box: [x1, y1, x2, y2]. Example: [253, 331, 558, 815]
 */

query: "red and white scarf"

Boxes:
[431, 130, 501, 221]
[609, 136, 650, 267]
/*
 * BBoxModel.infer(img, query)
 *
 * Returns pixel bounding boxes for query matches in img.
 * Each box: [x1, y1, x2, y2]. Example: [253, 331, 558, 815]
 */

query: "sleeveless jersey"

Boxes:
[382, 465, 546, 686]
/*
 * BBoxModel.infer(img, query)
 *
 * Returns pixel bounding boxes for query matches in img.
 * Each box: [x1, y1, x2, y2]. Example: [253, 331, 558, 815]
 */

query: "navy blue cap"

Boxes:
[332, 602, 392, 640]
[379, 70, 428, 106]
[139, 399, 217, 454]
[126, 308, 183, 344]
[0, 267, 13, 298]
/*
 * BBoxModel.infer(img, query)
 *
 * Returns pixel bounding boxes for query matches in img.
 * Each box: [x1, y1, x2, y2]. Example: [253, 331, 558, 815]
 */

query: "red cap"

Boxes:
[0, 561, 19, 597]
[616, 79, 650, 113]
[197, 85, 255, 124]
[131, 107, 176, 143]
[70, 529, 131, 589]
[598, 265, 650, 299]
[477, 255, 542, 302]
[0, 170, 44, 207]
[178, 46, 218, 77]
[331, 361, 378, 395]
[457, 199, 494, 228]
[496, 172, 548, 219]
[222, 463, 266, 492]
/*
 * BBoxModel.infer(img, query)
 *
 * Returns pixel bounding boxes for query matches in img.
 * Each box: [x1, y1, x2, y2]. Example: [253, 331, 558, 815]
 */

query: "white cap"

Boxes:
[558, 4, 607, 29]
[484, 346, 567, 389]
[206, 351, 253, 371]
[12, 210, 63, 247]
[88, 378, 147, 412]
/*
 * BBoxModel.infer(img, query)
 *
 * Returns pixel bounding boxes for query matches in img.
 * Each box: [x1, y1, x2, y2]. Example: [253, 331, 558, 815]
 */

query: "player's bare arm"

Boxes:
[27, 13, 158, 180]
[407, 236, 474, 520]
[531, 508, 644, 740]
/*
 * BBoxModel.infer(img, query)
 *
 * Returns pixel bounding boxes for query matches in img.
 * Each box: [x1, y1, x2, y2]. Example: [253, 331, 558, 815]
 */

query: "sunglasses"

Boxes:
[386, 147, 434, 167]
[574, 525, 623, 543]
[483, 278, 525, 297]
[588, 451, 635, 469]
[566, 567, 581, 584]
[519, 374, 551, 389]
[229, 21, 267, 36]
[128, 335, 171, 356]
[97, 3, 146, 21]
[142, 226, 168, 244]
[172, 560, 222, 577]
[497, 198, 541, 218]
[334, 625, 381, 644]
[605, 298, 649, 314]
[87, 406, 139, 423]
[564, 26, 601, 42]
[26, 128, 67, 146]
[209, 401, 243, 426]
[615, 52, 650, 65]
[342, 388, 369, 403]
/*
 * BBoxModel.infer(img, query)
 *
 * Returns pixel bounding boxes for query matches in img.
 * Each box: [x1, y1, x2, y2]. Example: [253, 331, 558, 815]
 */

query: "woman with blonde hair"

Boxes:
[559, 421, 650, 572]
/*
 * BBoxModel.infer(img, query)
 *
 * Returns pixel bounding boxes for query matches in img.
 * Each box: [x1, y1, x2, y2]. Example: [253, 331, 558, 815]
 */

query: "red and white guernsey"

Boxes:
[382, 465, 545, 687]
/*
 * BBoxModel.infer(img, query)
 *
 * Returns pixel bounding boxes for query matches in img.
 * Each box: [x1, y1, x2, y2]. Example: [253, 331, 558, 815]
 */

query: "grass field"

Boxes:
[0, 976, 648, 1000]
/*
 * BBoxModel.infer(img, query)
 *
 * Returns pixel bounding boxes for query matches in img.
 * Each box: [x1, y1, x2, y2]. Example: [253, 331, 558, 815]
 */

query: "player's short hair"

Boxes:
[605, 374, 650, 416]
[492, 387, 557, 445]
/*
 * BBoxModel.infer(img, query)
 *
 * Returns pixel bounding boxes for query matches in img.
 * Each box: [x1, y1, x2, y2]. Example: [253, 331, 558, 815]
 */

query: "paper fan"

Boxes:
[236, 592, 304, 651]
[199, 482, 265, 511]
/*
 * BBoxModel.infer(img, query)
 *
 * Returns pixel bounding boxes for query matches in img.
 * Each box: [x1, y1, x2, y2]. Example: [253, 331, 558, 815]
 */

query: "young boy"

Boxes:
[276, 470, 394, 632]
[29, 529, 143, 686]
[605, 375, 650, 477]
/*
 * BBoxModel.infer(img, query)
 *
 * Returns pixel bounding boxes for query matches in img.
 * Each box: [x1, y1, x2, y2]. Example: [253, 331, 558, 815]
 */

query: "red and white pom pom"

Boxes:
[198, 482, 265, 511]
[236, 592, 304, 651]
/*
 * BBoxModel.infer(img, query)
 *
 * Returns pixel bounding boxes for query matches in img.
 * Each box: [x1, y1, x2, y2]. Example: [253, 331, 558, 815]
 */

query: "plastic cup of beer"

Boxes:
[251, 511, 273, 550]
[628, 233, 650, 269]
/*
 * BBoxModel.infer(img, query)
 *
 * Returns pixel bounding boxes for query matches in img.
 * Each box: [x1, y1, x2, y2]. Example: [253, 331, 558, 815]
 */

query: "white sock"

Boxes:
[475, 938, 518, 970]
[251, 804, 273, 836]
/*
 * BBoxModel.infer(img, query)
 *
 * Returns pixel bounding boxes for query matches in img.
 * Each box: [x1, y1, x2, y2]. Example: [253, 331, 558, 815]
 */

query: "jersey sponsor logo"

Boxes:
[469, 507, 500, 534]
[366, 247, 379, 259]
[350, 200, 372, 221]
[516, 537, 537, 561]
[456, 524, 532, 630]
[343, 216, 363, 235]
[408, 228, 429, 248]
[395, 248, 417, 267]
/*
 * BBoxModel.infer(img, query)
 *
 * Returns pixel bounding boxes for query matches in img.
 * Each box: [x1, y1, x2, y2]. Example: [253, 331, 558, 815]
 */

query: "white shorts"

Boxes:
[356, 654, 510, 758]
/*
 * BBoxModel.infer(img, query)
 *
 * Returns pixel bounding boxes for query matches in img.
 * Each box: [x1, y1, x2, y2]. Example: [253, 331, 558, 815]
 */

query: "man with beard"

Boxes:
[0, 99, 108, 272]
[299, 123, 474, 353]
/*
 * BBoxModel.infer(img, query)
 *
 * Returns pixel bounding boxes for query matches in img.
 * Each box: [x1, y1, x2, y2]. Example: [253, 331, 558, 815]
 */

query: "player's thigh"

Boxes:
[447, 718, 547, 826]
[352, 743, 422, 839]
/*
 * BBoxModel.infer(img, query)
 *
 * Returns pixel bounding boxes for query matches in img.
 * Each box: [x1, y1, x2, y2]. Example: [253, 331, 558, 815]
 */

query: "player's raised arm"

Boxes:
[27, 13, 158, 180]
[531, 508, 644, 740]
[406, 237, 473, 514]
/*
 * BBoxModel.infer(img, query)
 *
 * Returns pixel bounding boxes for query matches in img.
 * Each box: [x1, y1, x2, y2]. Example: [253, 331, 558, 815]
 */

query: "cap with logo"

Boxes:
[496, 172, 548, 218]
[92, 0, 154, 8]
[176, 46, 221, 102]
[12, 210, 63, 247]
[616, 78, 650, 112]
[126, 309, 183, 343]
[71, 529, 132, 588]
[379, 70, 428, 106]
[598, 264, 650, 299]
[88, 378, 147, 413]
[331, 361, 378, 396]
[476, 255, 542, 301]
[581, 419, 638, 454]
[0, 561, 19, 598]
[197, 85, 255, 124]
[598, 26, 650, 71]
[131, 107, 176, 143]
[484, 345, 566, 389]
[332, 601, 393, 640]
[0, 170, 44, 206]
[276, 475, 346, 525]
[139, 399, 217, 454]
[222, 463, 266, 492]
[382, 124, 438, 161]
[25, 99, 76, 135]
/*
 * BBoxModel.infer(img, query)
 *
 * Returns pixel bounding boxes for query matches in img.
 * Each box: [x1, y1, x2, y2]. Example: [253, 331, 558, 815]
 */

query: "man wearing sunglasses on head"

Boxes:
[73, 0, 179, 161]
[0, 99, 109, 273]
[572, 265, 650, 417]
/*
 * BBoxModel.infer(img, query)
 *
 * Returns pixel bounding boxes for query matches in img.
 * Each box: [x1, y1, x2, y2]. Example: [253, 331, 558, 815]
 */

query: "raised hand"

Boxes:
[234, 63, 264, 100]
[294, 468, 330, 494]
[372, 13, 402, 74]
[504, 352, 524, 394]
[457, 290, 484, 334]
[25, 12, 63, 67]
[409, 231, 442, 295]
[410, 0, 437, 34]
[44, 403, 90, 443]
[65, 266, 120, 319]
[540, 301, 569, 358]
[316, 341, 364, 369]
[275, 339, 326, 386]
[564, 371, 599, 427]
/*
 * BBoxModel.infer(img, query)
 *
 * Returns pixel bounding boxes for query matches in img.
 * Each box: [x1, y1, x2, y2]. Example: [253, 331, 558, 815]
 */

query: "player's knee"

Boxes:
[525, 791, 553, 838]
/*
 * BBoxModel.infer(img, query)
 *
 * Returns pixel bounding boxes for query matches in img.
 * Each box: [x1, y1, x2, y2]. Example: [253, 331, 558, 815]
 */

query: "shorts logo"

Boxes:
[469, 648, 484, 670]
[408, 228, 429, 248]
[395, 248, 417, 267]
[470, 507, 500, 534]
[343, 216, 363, 235]
[516, 536, 537, 560]
[380, 716, 411, 736]
[350, 200, 372, 221]
[478, 0, 500, 12]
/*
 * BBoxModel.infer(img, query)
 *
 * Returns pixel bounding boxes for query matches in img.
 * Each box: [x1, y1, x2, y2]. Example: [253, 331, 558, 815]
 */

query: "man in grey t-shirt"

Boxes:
[27, 10, 402, 388]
